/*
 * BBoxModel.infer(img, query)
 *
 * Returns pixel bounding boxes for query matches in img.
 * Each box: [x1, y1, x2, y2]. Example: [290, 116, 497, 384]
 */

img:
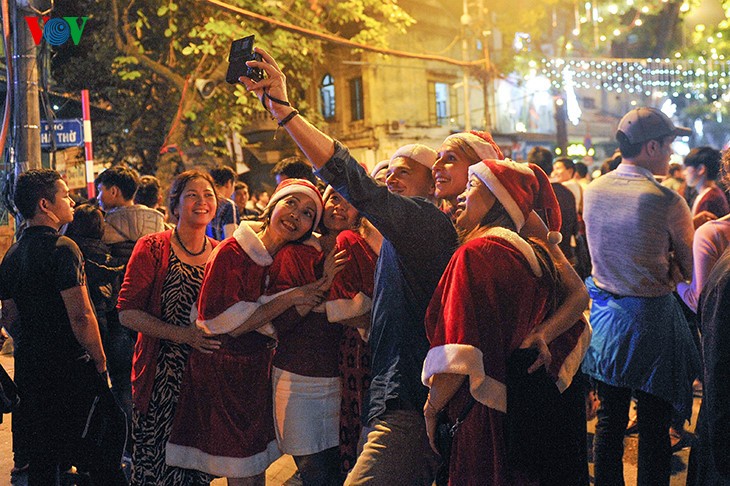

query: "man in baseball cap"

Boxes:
[582, 107, 700, 485]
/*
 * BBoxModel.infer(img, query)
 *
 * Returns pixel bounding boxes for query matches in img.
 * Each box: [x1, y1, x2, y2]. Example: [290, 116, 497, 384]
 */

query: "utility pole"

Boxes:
[478, 0, 493, 132]
[11, 0, 44, 174]
[461, 0, 471, 131]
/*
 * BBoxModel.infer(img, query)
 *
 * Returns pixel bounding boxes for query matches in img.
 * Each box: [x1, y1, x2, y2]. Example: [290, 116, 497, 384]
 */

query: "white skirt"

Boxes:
[272, 367, 341, 456]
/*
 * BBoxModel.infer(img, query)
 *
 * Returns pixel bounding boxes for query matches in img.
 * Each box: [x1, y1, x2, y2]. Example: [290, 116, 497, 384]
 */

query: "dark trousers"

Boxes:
[293, 446, 342, 486]
[593, 381, 672, 486]
[19, 357, 128, 486]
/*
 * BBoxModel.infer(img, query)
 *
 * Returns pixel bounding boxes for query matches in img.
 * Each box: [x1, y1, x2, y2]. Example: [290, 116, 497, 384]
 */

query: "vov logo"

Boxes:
[24, 17, 89, 46]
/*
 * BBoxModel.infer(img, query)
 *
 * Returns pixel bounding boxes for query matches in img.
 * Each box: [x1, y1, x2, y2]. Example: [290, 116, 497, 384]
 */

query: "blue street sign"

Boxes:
[41, 119, 84, 149]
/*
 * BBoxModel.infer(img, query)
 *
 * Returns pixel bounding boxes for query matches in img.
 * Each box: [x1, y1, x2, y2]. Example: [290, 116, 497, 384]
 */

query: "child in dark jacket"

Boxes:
[65, 203, 126, 341]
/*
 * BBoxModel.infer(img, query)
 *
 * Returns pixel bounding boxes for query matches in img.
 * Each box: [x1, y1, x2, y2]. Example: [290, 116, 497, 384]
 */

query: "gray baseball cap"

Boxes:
[616, 107, 692, 144]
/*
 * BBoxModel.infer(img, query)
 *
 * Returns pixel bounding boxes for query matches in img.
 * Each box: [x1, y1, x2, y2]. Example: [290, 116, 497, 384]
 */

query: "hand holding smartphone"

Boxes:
[225, 35, 264, 84]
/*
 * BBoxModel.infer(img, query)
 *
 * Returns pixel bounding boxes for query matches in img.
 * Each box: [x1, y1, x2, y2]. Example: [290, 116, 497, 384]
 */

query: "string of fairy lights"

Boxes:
[540, 57, 730, 102]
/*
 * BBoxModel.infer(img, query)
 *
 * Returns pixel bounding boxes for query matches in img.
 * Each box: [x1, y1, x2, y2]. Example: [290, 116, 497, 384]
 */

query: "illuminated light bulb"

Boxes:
[634, 19, 643, 26]
[626, 0, 633, 5]
[680, 2, 689, 12]
[675, 52, 681, 58]
[573, 28, 581, 35]
[600, 35, 607, 41]
[641, 6, 649, 13]
[630, 100, 637, 105]
[613, 29, 621, 36]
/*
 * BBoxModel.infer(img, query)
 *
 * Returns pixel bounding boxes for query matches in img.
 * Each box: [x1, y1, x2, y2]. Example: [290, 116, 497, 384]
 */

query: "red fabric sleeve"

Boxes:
[117, 234, 159, 314]
[328, 230, 376, 301]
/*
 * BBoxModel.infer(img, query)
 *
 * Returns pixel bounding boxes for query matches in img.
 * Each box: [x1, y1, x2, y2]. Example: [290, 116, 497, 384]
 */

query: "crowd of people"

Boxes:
[1, 48, 730, 486]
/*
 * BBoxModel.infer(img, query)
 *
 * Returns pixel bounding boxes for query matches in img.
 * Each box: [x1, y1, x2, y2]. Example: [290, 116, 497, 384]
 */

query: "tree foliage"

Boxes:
[51, 0, 414, 179]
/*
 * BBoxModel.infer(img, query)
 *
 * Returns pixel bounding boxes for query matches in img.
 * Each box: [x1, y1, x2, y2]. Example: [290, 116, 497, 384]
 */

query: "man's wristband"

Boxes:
[277, 109, 299, 127]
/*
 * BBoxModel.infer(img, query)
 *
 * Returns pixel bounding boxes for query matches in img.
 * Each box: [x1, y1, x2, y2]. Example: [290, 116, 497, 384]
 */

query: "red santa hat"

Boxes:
[444, 131, 505, 161]
[389, 144, 438, 170]
[468, 159, 562, 244]
[265, 178, 324, 229]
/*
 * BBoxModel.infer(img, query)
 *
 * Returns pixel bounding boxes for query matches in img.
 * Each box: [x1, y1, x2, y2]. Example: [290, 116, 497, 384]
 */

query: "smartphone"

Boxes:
[225, 35, 264, 84]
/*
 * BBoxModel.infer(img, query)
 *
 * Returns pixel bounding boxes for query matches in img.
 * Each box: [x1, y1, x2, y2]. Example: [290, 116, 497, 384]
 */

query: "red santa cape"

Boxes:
[422, 227, 591, 412]
[167, 222, 281, 478]
[422, 227, 591, 484]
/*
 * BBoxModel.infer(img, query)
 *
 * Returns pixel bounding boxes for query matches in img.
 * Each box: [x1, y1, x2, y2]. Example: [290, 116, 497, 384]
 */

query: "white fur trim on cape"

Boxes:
[422, 343, 507, 413]
[325, 292, 372, 322]
[483, 227, 542, 278]
[555, 315, 593, 392]
[166, 439, 281, 478]
[190, 300, 260, 335]
[234, 222, 272, 266]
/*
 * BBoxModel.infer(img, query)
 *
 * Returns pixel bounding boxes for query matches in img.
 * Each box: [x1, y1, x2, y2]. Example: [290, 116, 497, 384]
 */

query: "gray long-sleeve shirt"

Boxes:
[583, 163, 693, 297]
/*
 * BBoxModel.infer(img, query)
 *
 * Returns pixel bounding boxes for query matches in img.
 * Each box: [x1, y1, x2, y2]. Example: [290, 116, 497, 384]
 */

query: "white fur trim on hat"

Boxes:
[389, 144, 437, 171]
[444, 132, 501, 161]
[469, 159, 534, 231]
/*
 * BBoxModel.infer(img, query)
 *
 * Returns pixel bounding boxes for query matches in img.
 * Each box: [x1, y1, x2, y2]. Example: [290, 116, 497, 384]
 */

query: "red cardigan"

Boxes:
[117, 229, 217, 414]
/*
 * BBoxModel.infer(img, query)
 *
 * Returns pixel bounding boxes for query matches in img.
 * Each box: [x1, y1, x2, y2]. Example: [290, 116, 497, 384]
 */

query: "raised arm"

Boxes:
[240, 48, 335, 169]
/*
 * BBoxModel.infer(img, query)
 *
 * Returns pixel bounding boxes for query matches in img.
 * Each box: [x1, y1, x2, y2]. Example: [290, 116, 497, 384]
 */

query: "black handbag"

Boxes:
[434, 395, 476, 486]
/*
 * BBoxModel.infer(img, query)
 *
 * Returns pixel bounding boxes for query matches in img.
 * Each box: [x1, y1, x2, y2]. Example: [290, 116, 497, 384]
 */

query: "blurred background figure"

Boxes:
[233, 181, 261, 222]
[207, 166, 238, 241]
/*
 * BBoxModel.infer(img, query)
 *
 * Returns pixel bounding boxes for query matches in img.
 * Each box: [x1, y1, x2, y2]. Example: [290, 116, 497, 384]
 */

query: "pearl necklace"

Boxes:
[174, 228, 207, 256]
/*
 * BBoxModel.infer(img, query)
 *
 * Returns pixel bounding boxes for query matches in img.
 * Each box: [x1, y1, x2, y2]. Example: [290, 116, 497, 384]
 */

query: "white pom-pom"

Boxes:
[547, 231, 562, 245]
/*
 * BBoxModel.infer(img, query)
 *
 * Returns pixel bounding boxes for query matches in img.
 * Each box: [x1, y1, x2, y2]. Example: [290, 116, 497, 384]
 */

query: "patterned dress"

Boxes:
[131, 250, 213, 486]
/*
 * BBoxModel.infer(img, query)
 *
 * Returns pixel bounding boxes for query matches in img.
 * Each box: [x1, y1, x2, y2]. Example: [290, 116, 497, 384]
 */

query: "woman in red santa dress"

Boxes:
[261, 185, 377, 485]
[317, 186, 381, 478]
[166, 179, 331, 486]
[422, 159, 592, 486]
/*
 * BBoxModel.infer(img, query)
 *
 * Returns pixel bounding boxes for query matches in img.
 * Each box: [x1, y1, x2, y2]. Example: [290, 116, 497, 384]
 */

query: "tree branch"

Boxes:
[111, 0, 187, 91]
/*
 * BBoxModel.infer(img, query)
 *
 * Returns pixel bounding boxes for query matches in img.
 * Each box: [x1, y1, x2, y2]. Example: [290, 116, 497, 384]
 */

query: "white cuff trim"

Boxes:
[555, 317, 593, 392]
[325, 292, 372, 322]
[193, 300, 259, 335]
[422, 343, 507, 413]
[166, 439, 281, 478]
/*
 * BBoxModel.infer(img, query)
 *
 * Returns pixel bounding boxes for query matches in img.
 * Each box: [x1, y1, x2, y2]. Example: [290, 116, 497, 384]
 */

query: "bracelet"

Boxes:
[277, 109, 299, 127]
[264, 90, 290, 106]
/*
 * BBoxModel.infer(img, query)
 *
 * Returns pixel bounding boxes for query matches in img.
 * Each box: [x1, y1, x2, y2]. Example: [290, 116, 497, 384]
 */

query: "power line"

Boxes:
[203, 0, 486, 69]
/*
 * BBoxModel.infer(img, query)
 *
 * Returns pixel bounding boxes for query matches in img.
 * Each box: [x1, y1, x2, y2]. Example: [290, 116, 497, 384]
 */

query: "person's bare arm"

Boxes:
[61, 285, 107, 373]
[240, 48, 335, 169]
[119, 309, 220, 354]
[423, 373, 468, 454]
[0, 299, 19, 338]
